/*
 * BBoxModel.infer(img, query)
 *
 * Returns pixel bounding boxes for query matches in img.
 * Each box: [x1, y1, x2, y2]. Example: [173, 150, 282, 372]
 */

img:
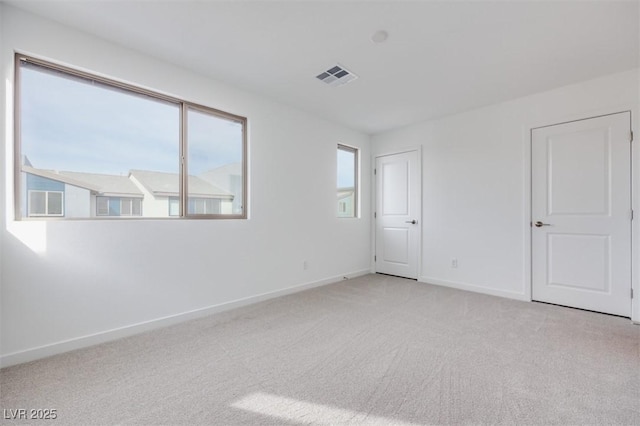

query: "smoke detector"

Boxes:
[371, 30, 389, 44]
[316, 65, 358, 87]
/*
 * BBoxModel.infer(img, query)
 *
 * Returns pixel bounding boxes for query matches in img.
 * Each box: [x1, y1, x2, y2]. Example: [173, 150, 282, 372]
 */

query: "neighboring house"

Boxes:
[22, 166, 143, 218]
[198, 163, 243, 215]
[129, 170, 234, 216]
[58, 170, 145, 217]
[22, 163, 234, 219]
[337, 187, 355, 218]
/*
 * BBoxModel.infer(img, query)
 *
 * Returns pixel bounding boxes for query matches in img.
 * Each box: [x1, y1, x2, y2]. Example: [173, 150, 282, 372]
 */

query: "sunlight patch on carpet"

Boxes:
[231, 391, 420, 425]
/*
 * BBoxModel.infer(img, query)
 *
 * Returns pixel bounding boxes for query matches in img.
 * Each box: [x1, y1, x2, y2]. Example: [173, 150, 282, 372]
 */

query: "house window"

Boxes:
[188, 198, 222, 215]
[168, 197, 180, 216]
[120, 198, 142, 216]
[171, 196, 223, 215]
[96, 197, 109, 216]
[97, 197, 142, 217]
[337, 144, 358, 218]
[15, 54, 247, 220]
[28, 190, 63, 217]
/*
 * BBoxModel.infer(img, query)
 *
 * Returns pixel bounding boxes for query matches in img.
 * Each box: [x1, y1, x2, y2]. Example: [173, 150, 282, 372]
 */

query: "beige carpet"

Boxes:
[1, 274, 639, 425]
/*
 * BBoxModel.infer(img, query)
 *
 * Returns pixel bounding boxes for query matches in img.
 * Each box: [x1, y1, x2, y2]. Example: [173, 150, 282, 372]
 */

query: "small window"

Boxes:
[132, 199, 142, 216]
[168, 197, 180, 216]
[119, 198, 142, 216]
[97, 197, 109, 216]
[28, 190, 64, 217]
[97, 196, 142, 217]
[121, 198, 132, 216]
[187, 198, 222, 215]
[337, 144, 358, 218]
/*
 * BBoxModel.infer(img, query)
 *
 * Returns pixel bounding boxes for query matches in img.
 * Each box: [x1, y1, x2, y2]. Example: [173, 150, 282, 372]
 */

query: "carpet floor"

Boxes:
[1, 274, 639, 425]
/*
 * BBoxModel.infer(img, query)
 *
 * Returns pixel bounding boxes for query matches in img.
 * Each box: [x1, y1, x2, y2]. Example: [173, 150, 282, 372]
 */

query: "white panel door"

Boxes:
[532, 112, 631, 316]
[375, 150, 420, 279]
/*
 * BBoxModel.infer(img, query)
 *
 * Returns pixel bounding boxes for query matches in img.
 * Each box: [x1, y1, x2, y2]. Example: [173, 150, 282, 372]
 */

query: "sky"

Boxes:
[337, 148, 355, 189]
[21, 62, 242, 177]
[21, 60, 352, 190]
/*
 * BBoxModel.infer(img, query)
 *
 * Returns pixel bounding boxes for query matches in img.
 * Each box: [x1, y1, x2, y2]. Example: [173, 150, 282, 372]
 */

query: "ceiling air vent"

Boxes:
[316, 65, 358, 87]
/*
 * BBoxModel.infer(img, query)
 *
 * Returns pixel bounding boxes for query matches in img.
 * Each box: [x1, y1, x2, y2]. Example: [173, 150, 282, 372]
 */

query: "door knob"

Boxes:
[405, 220, 417, 224]
[534, 221, 551, 227]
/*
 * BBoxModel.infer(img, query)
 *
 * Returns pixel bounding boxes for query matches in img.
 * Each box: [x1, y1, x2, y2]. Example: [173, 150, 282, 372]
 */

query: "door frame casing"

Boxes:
[523, 107, 638, 322]
[372, 146, 423, 279]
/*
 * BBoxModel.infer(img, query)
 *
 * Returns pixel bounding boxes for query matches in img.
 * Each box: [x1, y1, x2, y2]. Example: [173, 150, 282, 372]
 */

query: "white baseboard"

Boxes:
[419, 276, 529, 302]
[0, 269, 370, 368]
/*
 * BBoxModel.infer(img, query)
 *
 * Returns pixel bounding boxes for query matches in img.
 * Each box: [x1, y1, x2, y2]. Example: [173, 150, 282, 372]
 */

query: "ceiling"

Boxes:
[6, 1, 640, 135]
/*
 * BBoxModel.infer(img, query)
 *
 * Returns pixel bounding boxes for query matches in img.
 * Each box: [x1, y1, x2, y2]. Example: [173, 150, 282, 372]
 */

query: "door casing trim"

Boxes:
[524, 108, 637, 322]
[373, 146, 423, 279]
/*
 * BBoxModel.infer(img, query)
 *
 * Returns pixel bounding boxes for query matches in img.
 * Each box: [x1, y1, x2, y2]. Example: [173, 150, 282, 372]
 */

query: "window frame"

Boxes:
[27, 190, 64, 217]
[337, 144, 359, 218]
[14, 53, 248, 221]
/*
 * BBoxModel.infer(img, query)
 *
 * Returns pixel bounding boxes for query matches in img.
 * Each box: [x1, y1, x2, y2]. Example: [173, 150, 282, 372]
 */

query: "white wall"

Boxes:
[64, 185, 91, 218]
[0, 3, 4, 333]
[0, 6, 371, 366]
[373, 68, 640, 322]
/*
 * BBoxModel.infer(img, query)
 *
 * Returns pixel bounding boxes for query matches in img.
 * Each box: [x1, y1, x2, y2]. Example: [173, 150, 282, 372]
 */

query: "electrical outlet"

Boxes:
[451, 258, 458, 268]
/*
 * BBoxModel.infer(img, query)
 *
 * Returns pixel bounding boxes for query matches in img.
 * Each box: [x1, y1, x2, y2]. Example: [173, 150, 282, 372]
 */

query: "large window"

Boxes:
[337, 144, 358, 218]
[15, 54, 247, 220]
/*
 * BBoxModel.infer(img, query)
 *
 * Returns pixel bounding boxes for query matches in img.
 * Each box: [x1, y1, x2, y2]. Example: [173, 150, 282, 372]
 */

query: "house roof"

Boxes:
[59, 171, 143, 198]
[24, 166, 232, 199]
[337, 188, 355, 201]
[130, 170, 233, 199]
[23, 166, 143, 198]
[24, 166, 101, 192]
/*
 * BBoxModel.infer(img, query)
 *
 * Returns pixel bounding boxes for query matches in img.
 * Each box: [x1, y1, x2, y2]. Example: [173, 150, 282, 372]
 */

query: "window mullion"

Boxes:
[180, 103, 188, 217]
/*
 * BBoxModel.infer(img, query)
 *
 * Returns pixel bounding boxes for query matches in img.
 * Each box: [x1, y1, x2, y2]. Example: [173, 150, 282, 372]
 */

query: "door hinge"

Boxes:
[631, 131, 634, 142]
[374, 255, 377, 262]
[632, 210, 634, 221]
[374, 168, 377, 175]
[374, 212, 377, 218]
[631, 288, 634, 299]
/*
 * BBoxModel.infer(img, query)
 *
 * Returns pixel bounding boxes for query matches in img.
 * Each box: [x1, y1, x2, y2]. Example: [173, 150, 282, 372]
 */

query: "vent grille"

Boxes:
[316, 65, 358, 87]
